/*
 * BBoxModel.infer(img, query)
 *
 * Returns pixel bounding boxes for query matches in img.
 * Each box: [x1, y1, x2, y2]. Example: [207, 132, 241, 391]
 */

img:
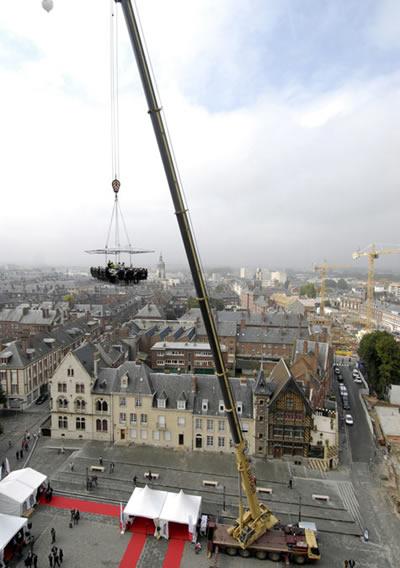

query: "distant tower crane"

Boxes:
[352, 244, 400, 330]
[314, 262, 351, 317]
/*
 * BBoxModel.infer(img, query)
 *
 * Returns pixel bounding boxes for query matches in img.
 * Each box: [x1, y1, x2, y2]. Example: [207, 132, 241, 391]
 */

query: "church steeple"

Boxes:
[157, 252, 166, 279]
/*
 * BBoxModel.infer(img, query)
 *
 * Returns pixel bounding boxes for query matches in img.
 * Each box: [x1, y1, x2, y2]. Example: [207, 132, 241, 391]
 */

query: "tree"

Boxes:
[299, 282, 317, 298]
[187, 296, 225, 311]
[337, 278, 349, 290]
[325, 279, 337, 289]
[358, 331, 400, 398]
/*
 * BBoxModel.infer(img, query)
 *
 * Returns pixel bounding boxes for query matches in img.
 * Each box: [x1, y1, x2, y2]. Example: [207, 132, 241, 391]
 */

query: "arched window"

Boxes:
[75, 398, 86, 411]
[96, 419, 108, 432]
[76, 417, 85, 430]
[96, 399, 108, 412]
[57, 397, 68, 409]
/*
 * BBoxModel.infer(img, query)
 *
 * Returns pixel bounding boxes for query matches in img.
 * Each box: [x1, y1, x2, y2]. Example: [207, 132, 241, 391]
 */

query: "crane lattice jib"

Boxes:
[352, 244, 400, 330]
[115, 0, 278, 548]
[314, 262, 351, 317]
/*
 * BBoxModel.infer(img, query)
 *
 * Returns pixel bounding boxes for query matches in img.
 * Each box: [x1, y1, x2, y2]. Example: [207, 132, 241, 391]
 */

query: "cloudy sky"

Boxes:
[1, 0, 400, 271]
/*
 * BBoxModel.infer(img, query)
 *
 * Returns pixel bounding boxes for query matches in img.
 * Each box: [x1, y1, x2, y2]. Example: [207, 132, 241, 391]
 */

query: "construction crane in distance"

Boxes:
[314, 262, 351, 317]
[352, 244, 400, 330]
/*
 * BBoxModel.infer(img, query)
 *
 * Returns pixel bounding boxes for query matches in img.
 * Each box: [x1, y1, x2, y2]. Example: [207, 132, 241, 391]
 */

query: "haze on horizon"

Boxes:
[1, 0, 400, 272]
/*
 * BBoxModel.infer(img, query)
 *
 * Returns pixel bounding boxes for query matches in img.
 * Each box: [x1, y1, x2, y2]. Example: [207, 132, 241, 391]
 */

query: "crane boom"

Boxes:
[115, 0, 277, 547]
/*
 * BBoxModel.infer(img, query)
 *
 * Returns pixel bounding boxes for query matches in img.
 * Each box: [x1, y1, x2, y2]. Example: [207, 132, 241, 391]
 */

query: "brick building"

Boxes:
[150, 341, 228, 374]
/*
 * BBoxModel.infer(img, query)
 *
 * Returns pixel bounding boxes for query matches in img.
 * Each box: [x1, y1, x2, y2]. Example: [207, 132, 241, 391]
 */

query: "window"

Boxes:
[119, 397, 126, 407]
[140, 430, 148, 440]
[57, 397, 68, 408]
[96, 399, 108, 412]
[258, 416, 264, 422]
[58, 416, 68, 429]
[140, 413, 148, 424]
[135, 398, 142, 407]
[286, 396, 294, 410]
[195, 418, 202, 430]
[153, 431, 160, 441]
[241, 423, 249, 433]
[67, 368, 74, 377]
[259, 399, 264, 406]
[177, 416, 185, 426]
[130, 429, 137, 439]
[218, 400, 225, 413]
[218, 437, 225, 448]
[96, 419, 108, 432]
[202, 399, 208, 412]
[237, 402, 243, 415]
[58, 383, 67, 393]
[76, 417, 85, 430]
[206, 435, 214, 447]
[177, 400, 186, 410]
[75, 398, 86, 411]
[218, 420, 225, 432]
[130, 413, 137, 424]
[157, 399, 166, 409]
[164, 431, 171, 442]
[207, 419, 214, 432]
[75, 384, 85, 394]
[120, 413, 126, 423]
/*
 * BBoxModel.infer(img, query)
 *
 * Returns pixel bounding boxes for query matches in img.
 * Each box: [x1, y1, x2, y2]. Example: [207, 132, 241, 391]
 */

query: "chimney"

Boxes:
[191, 375, 197, 394]
[93, 351, 100, 380]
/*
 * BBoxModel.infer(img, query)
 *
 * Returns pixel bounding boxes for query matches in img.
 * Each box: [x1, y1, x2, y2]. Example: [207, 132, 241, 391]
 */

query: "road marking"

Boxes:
[336, 481, 363, 530]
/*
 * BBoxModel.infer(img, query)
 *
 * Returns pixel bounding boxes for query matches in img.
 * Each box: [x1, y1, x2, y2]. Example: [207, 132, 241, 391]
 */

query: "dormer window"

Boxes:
[237, 401, 243, 415]
[202, 399, 208, 412]
[177, 400, 186, 410]
[121, 374, 128, 389]
[218, 400, 225, 413]
[157, 398, 166, 409]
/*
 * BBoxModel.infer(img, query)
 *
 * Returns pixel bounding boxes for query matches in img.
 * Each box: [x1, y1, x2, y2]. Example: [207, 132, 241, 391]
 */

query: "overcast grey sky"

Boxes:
[1, 0, 400, 271]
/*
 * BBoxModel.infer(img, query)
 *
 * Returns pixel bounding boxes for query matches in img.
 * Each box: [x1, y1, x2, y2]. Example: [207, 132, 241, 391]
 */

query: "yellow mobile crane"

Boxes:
[44, 0, 320, 562]
[352, 244, 400, 330]
[314, 262, 351, 317]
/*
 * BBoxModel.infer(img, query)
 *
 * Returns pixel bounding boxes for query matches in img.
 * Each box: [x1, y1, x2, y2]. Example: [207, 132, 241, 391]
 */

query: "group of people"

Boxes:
[344, 561, 356, 567]
[48, 545, 63, 567]
[90, 262, 148, 285]
[23, 551, 38, 567]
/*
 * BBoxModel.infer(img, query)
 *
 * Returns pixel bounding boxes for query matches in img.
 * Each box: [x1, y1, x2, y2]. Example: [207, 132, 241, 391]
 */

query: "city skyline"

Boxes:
[1, 1, 400, 269]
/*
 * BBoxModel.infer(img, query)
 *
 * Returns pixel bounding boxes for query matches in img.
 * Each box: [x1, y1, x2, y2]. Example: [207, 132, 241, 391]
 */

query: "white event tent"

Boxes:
[0, 513, 27, 562]
[0, 468, 47, 516]
[123, 485, 167, 521]
[159, 490, 201, 538]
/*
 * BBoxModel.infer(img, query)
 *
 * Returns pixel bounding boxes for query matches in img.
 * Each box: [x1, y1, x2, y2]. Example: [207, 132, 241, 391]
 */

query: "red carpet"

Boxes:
[119, 533, 147, 568]
[168, 522, 191, 541]
[39, 495, 119, 517]
[162, 540, 185, 568]
[129, 517, 155, 535]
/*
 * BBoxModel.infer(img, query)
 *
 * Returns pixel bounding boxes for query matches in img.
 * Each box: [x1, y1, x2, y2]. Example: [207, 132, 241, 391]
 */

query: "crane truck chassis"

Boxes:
[207, 521, 320, 564]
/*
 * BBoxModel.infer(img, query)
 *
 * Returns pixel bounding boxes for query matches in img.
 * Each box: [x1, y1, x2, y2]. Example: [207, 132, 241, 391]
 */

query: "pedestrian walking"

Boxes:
[16, 450, 19, 461]
[349, 561, 356, 568]
[99, 456, 103, 466]
[59, 548, 63, 564]
[344, 561, 349, 568]
[53, 552, 60, 567]
[133, 475, 137, 486]
[33, 554, 38, 568]
[20, 449, 24, 460]
[69, 462, 74, 471]
[70, 509, 75, 523]
[288, 478, 293, 489]
[75, 509, 80, 525]
[50, 527, 56, 544]
[109, 462, 114, 473]
[48, 553, 53, 568]
[147, 469, 152, 481]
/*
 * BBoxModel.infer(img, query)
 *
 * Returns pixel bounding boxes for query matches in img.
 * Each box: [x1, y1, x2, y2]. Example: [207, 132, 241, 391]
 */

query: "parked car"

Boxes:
[337, 375, 344, 383]
[334, 367, 341, 375]
[352, 370, 360, 378]
[35, 393, 49, 405]
[345, 414, 354, 425]
[354, 377, 362, 384]
[340, 385, 348, 395]
[342, 397, 350, 410]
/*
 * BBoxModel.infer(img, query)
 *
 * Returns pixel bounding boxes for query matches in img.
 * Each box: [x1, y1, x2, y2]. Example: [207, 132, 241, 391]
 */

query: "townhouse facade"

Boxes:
[0, 321, 99, 409]
[150, 341, 228, 374]
[50, 346, 255, 455]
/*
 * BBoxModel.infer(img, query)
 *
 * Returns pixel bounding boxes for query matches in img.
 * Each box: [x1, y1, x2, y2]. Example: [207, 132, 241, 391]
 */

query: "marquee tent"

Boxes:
[159, 490, 201, 538]
[123, 485, 167, 520]
[0, 479, 36, 516]
[0, 513, 27, 559]
[6, 468, 47, 491]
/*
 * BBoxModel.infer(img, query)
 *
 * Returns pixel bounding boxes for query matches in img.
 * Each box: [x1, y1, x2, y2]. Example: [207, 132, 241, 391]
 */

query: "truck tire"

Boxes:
[293, 554, 306, 564]
[239, 549, 251, 558]
[268, 552, 281, 562]
[255, 550, 267, 560]
[225, 547, 237, 556]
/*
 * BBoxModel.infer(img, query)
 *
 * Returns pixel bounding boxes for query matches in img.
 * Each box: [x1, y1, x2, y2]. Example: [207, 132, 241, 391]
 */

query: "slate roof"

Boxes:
[267, 359, 312, 412]
[136, 303, 164, 319]
[0, 304, 60, 325]
[254, 369, 274, 396]
[237, 327, 309, 344]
